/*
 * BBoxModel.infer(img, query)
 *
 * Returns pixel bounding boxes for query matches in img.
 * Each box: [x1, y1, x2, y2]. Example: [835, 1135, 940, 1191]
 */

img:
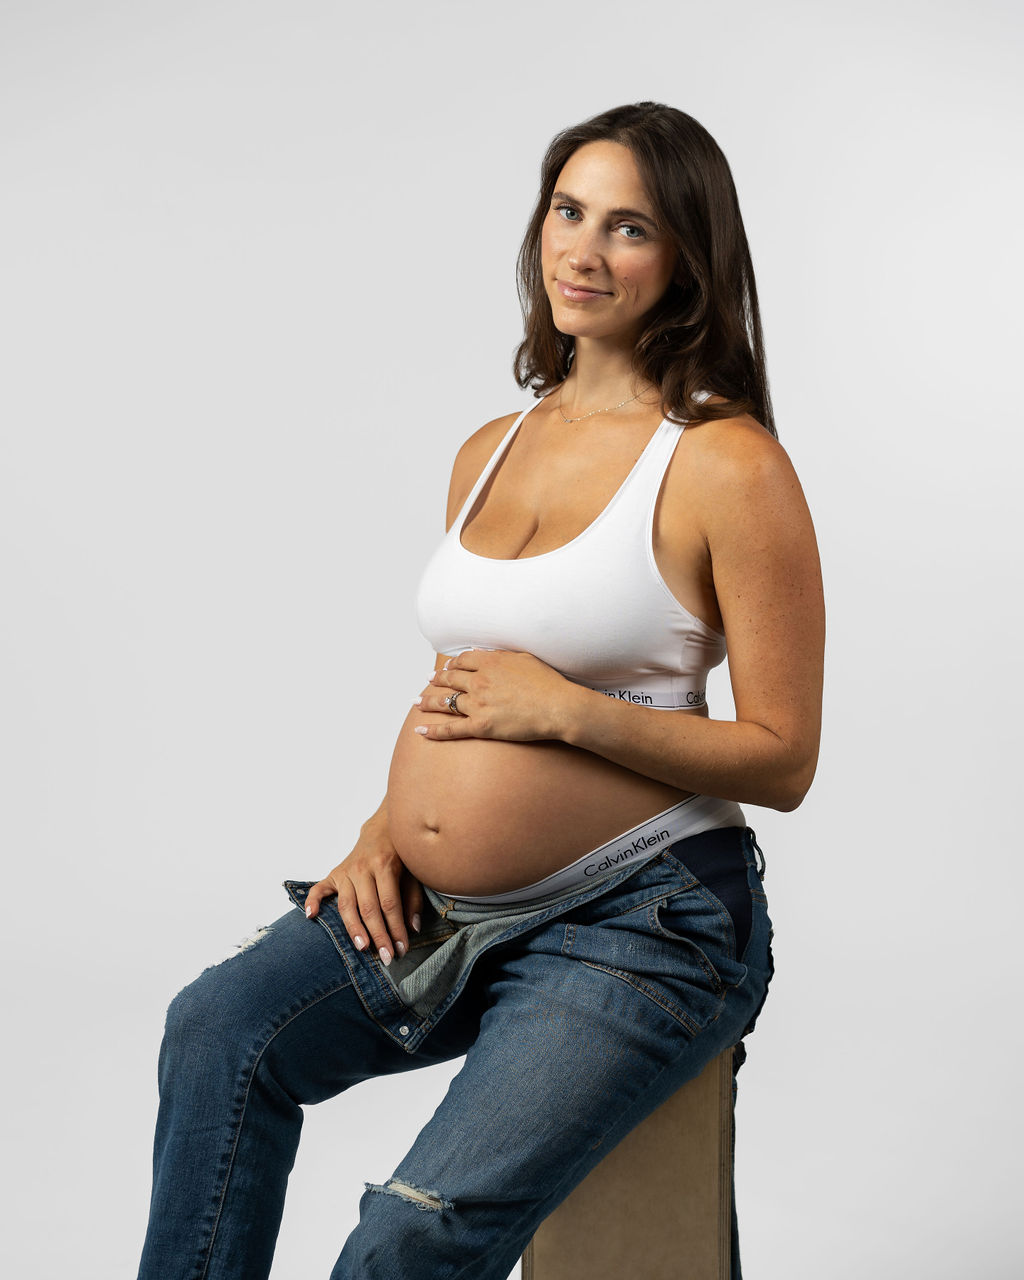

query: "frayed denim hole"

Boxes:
[235, 926, 272, 954]
[366, 1179, 452, 1211]
[190, 925, 274, 982]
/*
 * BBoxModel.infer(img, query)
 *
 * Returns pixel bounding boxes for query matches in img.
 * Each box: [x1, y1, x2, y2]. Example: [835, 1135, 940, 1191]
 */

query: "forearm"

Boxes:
[423, 647, 821, 810]
[360, 795, 393, 844]
[554, 683, 817, 812]
[306, 793, 424, 965]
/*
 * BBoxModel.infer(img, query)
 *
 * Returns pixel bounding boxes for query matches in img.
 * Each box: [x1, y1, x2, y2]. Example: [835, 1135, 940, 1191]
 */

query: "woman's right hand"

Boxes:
[304, 802, 423, 966]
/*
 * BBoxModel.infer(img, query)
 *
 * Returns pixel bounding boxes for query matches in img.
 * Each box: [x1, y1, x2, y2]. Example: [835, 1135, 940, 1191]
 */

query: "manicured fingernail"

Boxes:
[428, 671, 436, 682]
[379, 947, 392, 966]
[414, 726, 428, 735]
[395, 939, 407, 957]
[353, 934, 367, 950]
[412, 913, 422, 933]
[305, 906, 312, 918]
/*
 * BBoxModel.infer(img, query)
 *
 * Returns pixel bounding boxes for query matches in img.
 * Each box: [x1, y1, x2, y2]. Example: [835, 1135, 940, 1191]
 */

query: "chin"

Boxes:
[549, 308, 609, 340]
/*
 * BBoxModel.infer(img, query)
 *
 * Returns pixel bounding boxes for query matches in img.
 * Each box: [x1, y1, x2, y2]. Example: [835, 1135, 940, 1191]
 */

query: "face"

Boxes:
[540, 140, 679, 348]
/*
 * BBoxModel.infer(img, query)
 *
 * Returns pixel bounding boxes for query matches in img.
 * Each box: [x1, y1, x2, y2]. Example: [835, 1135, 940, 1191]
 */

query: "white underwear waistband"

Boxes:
[436, 793, 745, 906]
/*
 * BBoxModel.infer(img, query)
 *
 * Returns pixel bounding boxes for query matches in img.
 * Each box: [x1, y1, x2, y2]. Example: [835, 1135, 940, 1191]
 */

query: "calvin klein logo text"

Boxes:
[585, 827, 672, 876]
[600, 688, 707, 707]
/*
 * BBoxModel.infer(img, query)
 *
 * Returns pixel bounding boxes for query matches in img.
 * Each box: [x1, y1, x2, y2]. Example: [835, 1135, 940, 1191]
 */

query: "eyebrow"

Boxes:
[551, 189, 659, 229]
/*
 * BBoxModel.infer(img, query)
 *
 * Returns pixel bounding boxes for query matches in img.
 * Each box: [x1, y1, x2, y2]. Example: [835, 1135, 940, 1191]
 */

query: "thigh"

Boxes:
[164, 903, 478, 1104]
[343, 866, 770, 1277]
[396, 924, 750, 1201]
[329, 845, 774, 1278]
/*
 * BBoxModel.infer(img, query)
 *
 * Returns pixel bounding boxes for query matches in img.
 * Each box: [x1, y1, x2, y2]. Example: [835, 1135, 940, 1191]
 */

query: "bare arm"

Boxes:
[559, 427, 823, 809]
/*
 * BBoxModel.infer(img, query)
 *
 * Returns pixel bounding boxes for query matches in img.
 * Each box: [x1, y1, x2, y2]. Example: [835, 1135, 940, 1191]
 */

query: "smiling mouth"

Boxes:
[557, 280, 611, 301]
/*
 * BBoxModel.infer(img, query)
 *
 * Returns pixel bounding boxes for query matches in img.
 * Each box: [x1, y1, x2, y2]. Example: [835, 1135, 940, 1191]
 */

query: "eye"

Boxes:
[618, 222, 647, 240]
[554, 203, 582, 222]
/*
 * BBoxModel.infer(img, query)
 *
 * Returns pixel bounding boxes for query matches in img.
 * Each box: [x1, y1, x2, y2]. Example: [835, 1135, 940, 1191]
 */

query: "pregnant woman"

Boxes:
[138, 102, 824, 1280]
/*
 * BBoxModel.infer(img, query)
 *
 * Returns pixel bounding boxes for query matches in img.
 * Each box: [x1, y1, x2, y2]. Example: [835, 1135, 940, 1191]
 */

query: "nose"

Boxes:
[567, 226, 603, 274]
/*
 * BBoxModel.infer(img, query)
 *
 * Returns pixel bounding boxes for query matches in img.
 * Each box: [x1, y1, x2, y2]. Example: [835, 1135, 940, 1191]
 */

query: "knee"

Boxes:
[160, 959, 257, 1076]
[336, 1181, 459, 1277]
[335, 1176, 526, 1280]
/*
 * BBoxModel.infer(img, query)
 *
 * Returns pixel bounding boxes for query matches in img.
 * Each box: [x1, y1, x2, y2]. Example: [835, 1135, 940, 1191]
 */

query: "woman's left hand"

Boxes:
[415, 649, 578, 742]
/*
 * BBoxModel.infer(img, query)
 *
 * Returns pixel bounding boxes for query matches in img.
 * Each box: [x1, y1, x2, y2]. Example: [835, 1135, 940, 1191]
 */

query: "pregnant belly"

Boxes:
[386, 705, 695, 896]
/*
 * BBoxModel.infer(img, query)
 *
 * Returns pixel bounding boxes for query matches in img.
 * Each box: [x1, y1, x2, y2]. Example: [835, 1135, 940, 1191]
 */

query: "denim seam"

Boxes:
[283, 885, 406, 1015]
[642, 905, 730, 993]
[657, 849, 702, 889]
[322, 921, 424, 1046]
[572, 954, 706, 1035]
[409, 864, 667, 1041]
[196, 980, 353, 1279]
[565, 912, 725, 999]
[610, 891, 677, 917]
[659, 852, 740, 958]
[687, 886, 738, 963]
[281, 883, 415, 1046]
[312, 914, 400, 1007]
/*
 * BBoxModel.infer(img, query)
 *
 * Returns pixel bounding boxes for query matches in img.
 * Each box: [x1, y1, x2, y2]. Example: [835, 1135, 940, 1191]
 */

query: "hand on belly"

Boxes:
[386, 706, 692, 896]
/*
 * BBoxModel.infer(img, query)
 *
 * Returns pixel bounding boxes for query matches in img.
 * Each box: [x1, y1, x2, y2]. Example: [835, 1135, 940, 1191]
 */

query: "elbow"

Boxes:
[770, 787, 806, 814]
[760, 752, 819, 813]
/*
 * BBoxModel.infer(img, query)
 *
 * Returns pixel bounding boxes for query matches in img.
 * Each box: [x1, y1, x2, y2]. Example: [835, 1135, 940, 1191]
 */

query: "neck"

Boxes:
[560, 335, 655, 416]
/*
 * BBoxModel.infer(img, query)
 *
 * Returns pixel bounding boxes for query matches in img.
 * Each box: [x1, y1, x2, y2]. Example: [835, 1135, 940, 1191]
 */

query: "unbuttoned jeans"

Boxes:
[137, 827, 773, 1280]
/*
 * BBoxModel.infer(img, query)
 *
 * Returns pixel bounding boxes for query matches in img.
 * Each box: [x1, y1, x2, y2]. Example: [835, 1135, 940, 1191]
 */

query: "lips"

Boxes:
[557, 280, 611, 302]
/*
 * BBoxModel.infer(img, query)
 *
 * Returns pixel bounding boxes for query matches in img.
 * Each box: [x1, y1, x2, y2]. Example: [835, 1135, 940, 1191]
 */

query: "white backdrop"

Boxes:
[2, 1, 1021, 1276]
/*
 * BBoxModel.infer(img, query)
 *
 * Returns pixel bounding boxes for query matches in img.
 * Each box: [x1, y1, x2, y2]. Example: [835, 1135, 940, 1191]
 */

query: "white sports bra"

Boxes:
[416, 395, 726, 711]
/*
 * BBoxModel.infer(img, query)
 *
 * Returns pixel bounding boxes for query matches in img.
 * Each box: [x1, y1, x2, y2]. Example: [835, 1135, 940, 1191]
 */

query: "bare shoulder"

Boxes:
[445, 409, 523, 530]
[676, 411, 810, 533]
[452, 410, 521, 479]
[682, 411, 795, 484]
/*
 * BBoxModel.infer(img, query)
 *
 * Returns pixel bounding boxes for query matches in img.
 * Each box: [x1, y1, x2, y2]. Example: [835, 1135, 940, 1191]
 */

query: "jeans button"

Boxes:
[399, 1025, 410, 1037]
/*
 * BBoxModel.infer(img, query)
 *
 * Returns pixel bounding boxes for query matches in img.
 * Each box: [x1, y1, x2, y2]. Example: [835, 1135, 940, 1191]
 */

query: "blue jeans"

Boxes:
[138, 827, 773, 1280]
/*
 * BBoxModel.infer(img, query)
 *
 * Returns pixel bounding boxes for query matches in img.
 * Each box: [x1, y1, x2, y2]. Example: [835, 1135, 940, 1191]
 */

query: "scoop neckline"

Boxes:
[456, 407, 672, 564]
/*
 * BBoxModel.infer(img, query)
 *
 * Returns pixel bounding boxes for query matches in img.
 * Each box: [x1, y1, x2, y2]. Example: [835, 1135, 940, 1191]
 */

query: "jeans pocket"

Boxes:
[561, 898, 732, 1036]
[652, 887, 751, 988]
[650, 880, 738, 958]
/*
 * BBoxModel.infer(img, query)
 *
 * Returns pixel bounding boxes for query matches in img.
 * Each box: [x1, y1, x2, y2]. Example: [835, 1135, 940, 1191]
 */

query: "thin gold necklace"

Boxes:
[557, 388, 641, 424]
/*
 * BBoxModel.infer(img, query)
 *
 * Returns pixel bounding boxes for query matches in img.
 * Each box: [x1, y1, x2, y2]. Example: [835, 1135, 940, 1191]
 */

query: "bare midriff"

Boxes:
[386, 701, 704, 897]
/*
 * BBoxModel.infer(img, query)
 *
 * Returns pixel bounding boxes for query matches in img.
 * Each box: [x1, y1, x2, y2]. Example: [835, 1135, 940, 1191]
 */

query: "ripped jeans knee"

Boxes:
[366, 1178, 453, 1212]
[161, 923, 277, 1069]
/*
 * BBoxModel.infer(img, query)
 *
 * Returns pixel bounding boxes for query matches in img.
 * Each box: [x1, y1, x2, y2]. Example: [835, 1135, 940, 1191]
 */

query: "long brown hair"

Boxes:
[514, 102, 776, 438]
